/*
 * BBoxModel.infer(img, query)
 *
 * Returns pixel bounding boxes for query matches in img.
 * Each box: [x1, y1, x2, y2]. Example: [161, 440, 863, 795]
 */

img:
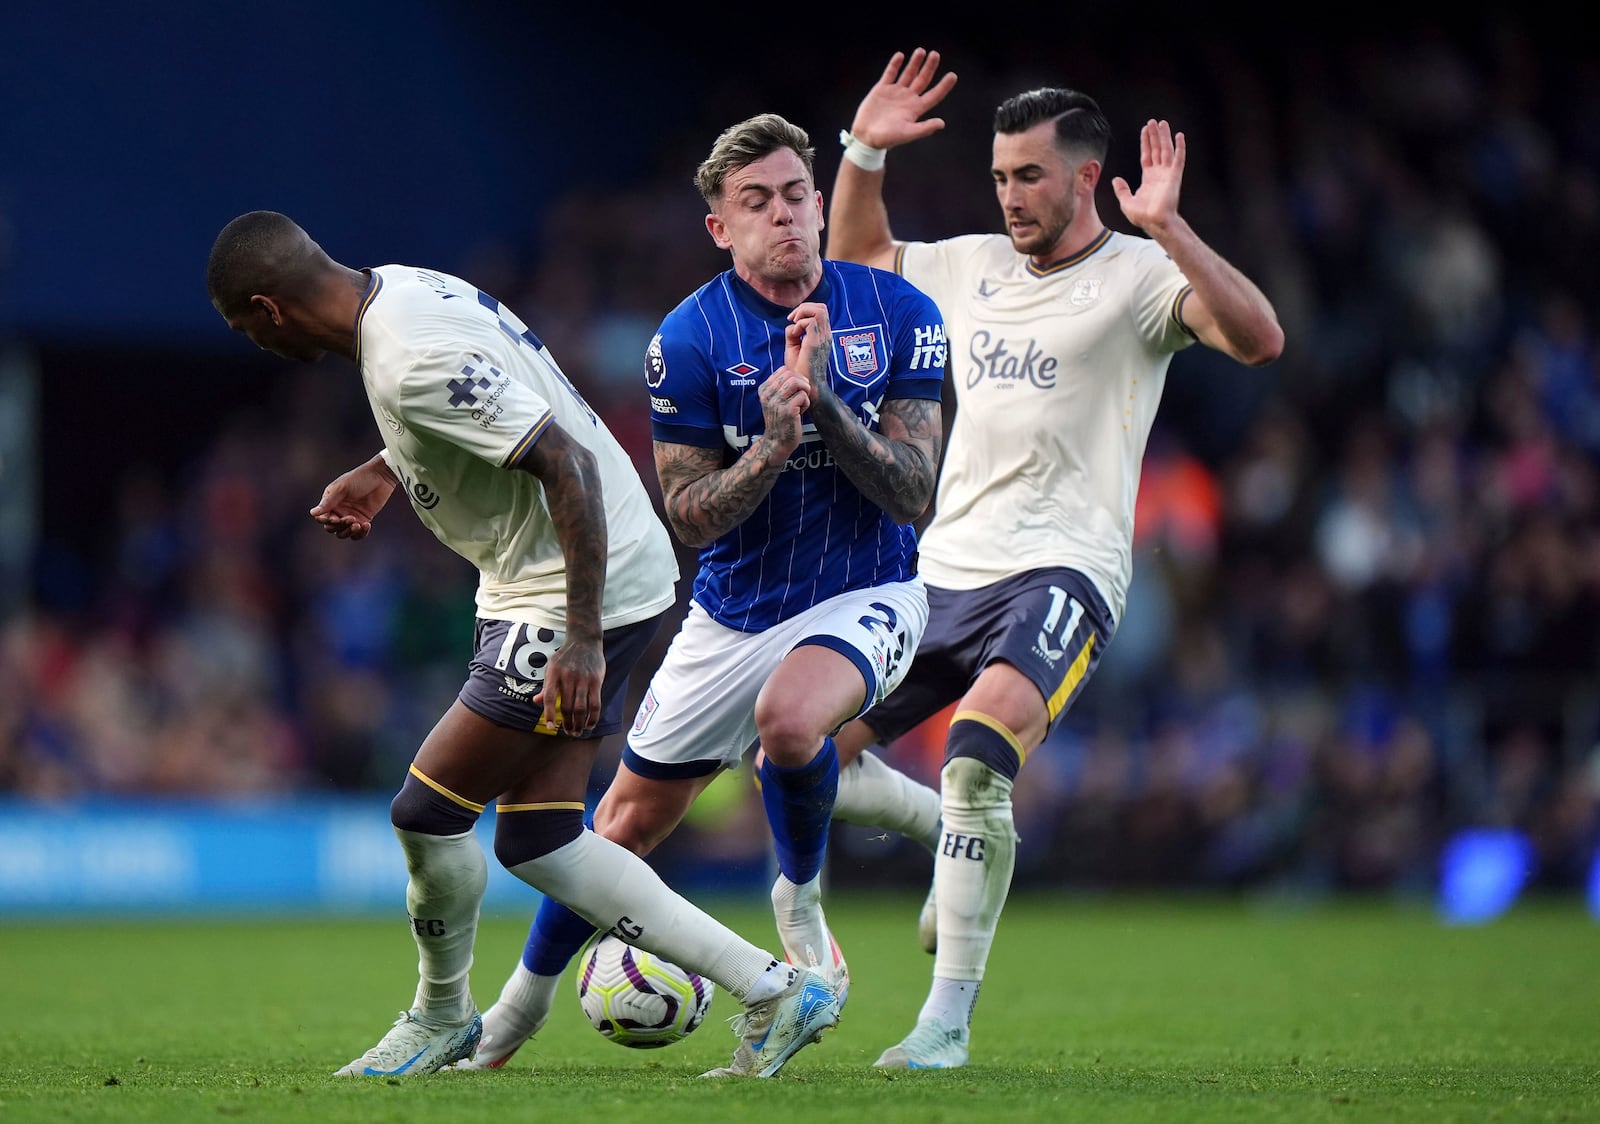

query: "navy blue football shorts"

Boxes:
[457, 614, 663, 738]
[858, 566, 1115, 743]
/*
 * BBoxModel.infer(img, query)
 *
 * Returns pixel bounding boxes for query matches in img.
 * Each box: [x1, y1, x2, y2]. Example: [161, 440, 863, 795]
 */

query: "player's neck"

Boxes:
[308, 266, 369, 361]
[1028, 213, 1106, 272]
[737, 262, 823, 310]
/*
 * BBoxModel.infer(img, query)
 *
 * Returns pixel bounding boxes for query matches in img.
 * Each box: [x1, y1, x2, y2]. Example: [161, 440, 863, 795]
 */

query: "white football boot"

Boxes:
[872, 1018, 970, 1069]
[334, 1008, 482, 1076]
[772, 874, 851, 1011]
[700, 966, 840, 1078]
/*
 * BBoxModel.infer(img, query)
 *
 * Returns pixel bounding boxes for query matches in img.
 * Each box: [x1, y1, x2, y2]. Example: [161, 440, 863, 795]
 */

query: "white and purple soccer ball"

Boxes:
[575, 933, 715, 1048]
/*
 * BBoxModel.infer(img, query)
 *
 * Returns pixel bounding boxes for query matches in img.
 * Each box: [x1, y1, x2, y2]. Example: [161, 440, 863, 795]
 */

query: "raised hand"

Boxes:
[785, 301, 832, 400]
[761, 314, 816, 460]
[1111, 119, 1186, 235]
[850, 48, 960, 150]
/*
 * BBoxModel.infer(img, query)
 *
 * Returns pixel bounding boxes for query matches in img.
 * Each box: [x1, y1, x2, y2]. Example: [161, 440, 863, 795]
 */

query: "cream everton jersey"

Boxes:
[357, 265, 678, 630]
[897, 231, 1194, 623]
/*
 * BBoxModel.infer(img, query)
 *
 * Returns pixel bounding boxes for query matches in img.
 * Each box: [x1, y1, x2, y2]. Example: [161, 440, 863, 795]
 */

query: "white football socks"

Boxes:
[831, 749, 943, 852]
[927, 757, 1017, 1025]
[770, 872, 829, 973]
[504, 828, 782, 1002]
[920, 976, 982, 1029]
[491, 960, 560, 1033]
[394, 827, 487, 1025]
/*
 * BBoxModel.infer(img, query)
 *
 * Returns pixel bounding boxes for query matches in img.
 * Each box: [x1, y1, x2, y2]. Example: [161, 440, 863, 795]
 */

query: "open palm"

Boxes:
[1111, 119, 1185, 233]
[851, 48, 959, 148]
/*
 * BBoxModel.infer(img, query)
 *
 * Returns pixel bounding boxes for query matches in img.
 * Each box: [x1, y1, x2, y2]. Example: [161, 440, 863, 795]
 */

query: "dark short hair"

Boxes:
[994, 88, 1110, 164]
[206, 210, 319, 314]
[694, 113, 816, 206]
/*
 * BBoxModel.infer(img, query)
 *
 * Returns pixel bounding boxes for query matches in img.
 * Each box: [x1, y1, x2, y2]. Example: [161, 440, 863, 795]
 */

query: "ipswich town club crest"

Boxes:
[834, 326, 885, 387]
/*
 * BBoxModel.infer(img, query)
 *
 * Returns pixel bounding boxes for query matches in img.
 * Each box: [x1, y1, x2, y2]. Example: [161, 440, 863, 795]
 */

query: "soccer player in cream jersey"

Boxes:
[823, 50, 1286, 1067]
[206, 210, 841, 1079]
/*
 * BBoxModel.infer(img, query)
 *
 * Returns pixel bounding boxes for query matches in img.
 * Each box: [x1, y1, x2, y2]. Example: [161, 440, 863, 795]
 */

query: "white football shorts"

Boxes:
[623, 579, 928, 777]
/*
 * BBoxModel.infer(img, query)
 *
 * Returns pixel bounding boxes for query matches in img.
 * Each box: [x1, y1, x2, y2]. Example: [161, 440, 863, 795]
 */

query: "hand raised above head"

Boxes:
[849, 48, 959, 151]
[1111, 119, 1187, 235]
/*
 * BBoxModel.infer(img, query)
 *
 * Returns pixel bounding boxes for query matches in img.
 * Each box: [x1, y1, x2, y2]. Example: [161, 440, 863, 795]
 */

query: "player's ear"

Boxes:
[1078, 159, 1102, 192]
[705, 211, 732, 251]
[248, 293, 283, 326]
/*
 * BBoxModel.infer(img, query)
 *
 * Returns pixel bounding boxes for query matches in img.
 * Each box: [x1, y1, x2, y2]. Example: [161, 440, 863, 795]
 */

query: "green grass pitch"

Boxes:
[1, 892, 1595, 1122]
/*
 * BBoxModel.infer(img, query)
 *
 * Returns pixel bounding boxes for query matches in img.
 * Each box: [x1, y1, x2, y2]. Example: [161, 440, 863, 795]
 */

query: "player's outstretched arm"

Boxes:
[827, 48, 958, 270]
[310, 453, 398, 540]
[787, 302, 941, 524]
[1112, 119, 1283, 367]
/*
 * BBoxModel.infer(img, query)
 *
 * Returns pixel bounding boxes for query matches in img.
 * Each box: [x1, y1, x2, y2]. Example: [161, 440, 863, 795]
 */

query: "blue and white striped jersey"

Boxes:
[645, 260, 946, 632]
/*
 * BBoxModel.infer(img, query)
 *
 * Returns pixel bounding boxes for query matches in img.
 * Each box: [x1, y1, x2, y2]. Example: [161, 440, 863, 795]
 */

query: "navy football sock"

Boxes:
[522, 894, 600, 976]
[759, 737, 840, 884]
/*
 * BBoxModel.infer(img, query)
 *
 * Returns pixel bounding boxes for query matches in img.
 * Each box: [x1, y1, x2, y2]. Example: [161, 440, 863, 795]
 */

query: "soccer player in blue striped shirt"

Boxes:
[463, 112, 947, 1072]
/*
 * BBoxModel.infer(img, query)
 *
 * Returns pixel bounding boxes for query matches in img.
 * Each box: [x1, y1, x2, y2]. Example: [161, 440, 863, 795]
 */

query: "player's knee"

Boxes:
[493, 807, 585, 868]
[390, 770, 480, 836]
[752, 699, 821, 765]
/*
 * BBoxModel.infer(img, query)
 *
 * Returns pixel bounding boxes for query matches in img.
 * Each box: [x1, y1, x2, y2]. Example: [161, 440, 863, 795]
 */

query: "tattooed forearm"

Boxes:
[519, 425, 608, 640]
[655, 440, 787, 548]
[808, 388, 942, 524]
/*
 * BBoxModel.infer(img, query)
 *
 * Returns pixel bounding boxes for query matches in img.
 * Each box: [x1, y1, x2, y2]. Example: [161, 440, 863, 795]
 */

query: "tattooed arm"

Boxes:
[788, 301, 942, 525]
[808, 390, 941, 524]
[655, 355, 812, 548]
[655, 442, 775, 549]
[514, 421, 607, 734]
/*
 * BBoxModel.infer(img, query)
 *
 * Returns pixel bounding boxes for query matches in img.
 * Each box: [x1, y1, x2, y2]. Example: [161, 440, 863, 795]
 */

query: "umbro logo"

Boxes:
[977, 280, 1000, 298]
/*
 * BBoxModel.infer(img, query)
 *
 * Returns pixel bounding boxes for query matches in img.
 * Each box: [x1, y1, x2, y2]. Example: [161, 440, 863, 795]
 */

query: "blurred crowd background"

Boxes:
[1, 9, 1595, 902]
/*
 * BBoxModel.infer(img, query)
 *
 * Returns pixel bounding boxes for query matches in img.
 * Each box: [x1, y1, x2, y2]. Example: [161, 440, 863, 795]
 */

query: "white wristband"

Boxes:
[839, 129, 886, 172]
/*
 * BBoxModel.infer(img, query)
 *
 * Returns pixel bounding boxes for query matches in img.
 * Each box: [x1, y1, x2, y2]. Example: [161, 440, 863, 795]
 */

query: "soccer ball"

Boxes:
[575, 933, 715, 1048]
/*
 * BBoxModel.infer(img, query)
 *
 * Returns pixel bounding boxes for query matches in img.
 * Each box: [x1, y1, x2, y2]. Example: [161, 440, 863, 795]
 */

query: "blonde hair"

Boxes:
[694, 113, 815, 206]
